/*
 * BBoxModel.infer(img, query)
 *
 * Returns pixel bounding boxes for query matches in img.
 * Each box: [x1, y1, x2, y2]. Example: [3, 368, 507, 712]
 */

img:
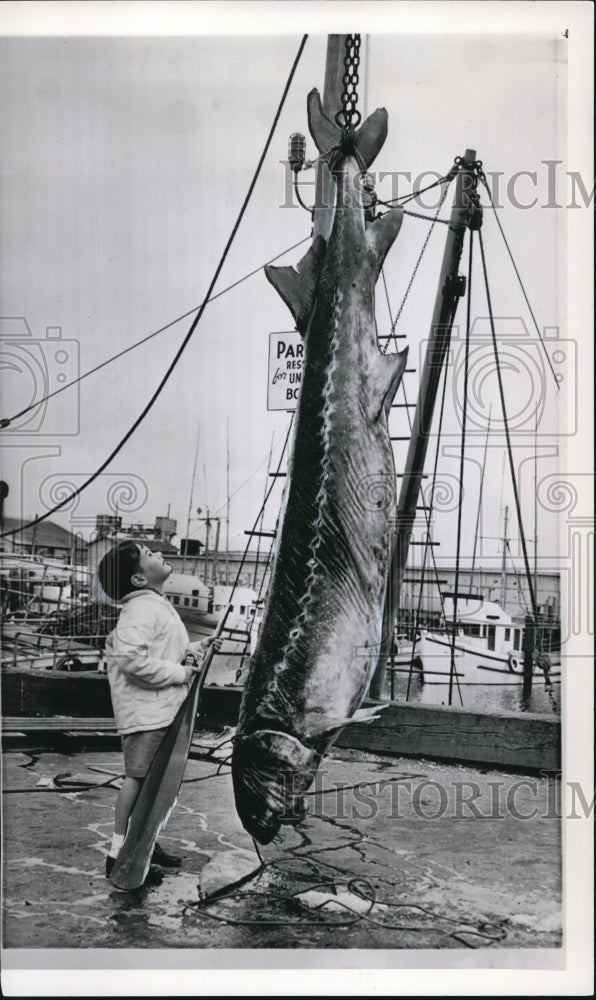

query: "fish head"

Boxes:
[232, 730, 320, 844]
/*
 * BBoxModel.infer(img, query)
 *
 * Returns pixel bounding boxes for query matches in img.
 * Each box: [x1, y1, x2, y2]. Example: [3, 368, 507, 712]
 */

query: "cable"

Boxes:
[0, 34, 309, 541]
[478, 173, 560, 393]
[477, 230, 538, 619]
[184, 852, 507, 945]
[380, 175, 453, 343]
[0, 235, 310, 429]
[377, 172, 453, 207]
[448, 229, 474, 706]
[228, 413, 294, 595]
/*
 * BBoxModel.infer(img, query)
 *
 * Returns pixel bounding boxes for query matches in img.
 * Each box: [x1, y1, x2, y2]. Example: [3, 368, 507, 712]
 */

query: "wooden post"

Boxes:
[369, 151, 479, 700]
[522, 613, 535, 704]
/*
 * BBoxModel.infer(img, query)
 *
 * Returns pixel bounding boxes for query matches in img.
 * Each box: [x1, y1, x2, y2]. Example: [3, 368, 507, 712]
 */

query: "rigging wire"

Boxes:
[469, 406, 492, 593]
[406, 353, 459, 704]
[0, 34, 309, 541]
[477, 230, 538, 620]
[380, 173, 454, 342]
[377, 170, 456, 207]
[478, 172, 560, 393]
[0, 234, 311, 429]
[448, 228, 474, 706]
[227, 414, 294, 598]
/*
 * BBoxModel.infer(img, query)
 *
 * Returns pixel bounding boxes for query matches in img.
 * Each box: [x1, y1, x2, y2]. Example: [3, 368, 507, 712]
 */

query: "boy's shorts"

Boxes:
[121, 727, 169, 778]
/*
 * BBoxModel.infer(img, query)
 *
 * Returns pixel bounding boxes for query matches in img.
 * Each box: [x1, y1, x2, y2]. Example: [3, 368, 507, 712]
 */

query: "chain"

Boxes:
[382, 176, 453, 352]
[335, 34, 362, 129]
[402, 207, 451, 224]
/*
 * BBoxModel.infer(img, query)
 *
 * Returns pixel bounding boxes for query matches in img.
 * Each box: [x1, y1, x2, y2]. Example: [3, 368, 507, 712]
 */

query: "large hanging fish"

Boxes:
[232, 89, 407, 844]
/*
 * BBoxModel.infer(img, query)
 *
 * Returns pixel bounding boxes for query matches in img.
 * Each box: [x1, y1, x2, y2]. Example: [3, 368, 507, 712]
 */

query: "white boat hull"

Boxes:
[416, 631, 561, 687]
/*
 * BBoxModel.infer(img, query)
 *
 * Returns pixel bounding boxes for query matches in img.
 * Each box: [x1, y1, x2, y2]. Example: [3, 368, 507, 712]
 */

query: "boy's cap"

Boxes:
[97, 540, 141, 601]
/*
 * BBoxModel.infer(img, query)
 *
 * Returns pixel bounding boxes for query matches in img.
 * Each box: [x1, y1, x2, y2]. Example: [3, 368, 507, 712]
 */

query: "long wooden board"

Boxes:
[109, 606, 231, 890]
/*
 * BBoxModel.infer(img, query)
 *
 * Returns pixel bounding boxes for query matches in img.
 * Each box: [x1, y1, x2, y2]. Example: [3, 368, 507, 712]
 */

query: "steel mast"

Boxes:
[370, 151, 482, 698]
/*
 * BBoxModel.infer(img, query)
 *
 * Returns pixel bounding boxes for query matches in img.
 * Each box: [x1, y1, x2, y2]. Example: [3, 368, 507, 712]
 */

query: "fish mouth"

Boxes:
[231, 730, 319, 845]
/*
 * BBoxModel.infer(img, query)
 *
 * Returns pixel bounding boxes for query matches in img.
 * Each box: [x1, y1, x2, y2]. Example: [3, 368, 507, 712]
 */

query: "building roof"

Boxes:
[87, 532, 177, 556]
[1, 517, 87, 552]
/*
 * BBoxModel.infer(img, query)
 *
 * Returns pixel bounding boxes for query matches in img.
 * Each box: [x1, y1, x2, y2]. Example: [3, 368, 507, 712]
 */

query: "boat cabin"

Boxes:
[442, 593, 523, 656]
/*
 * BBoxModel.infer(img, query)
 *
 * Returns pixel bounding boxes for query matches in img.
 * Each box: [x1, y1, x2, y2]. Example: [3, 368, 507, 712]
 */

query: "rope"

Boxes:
[0, 34, 309, 541]
[183, 851, 507, 945]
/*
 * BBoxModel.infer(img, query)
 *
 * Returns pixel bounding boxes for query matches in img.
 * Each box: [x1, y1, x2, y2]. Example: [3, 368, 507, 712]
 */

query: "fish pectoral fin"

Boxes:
[308, 704, 388, 736]
[264, 236, 326, 334]
[350, 704, 389, 725]
[366, 208, 404, 277]
[307, 89, 341, 155]
[367, 347, 410, 421]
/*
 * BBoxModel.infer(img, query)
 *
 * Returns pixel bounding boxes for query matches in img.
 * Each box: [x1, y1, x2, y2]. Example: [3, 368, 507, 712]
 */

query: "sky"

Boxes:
[0, 3, 592, 583]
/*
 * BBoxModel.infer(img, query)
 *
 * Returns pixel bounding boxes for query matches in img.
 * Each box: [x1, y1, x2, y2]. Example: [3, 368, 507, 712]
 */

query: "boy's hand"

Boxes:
[201, 635, 223, 654]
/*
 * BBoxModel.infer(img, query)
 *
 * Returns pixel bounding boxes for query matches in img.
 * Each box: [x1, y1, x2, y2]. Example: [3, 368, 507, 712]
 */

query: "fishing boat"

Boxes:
[413, 594, 561, 687]
[0, 553, 78, 617]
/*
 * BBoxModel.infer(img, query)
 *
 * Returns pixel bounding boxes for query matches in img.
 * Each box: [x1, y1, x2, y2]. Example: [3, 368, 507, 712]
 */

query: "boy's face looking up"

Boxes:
[131, 544, 173, 592]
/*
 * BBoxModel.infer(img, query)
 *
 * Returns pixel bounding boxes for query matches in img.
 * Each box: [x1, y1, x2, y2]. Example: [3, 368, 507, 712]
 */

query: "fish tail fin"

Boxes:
[307, 89, 342, 156]
[307, 88, 388, 169]
[264, 235, 326, 334]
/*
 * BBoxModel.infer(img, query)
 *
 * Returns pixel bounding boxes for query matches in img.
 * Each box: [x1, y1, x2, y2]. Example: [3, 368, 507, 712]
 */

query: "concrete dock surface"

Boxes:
[2, 732, 561, 951]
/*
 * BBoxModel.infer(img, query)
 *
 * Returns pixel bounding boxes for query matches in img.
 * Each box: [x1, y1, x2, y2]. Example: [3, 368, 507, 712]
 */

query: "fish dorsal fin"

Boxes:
[264, 235, 326, 334]
[367, 347, 409, 422]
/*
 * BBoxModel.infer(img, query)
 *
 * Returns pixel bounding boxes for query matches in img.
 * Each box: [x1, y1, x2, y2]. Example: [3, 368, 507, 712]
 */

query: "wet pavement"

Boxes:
[2, 732, 561, 950]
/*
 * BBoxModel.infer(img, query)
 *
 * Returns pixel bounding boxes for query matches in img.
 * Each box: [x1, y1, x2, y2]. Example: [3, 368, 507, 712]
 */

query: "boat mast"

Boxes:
[533, 402, 538, 614]
[500, 503, 509, 608]
[225, 418, 230, 585]
[182, 424, 201, 575]
[469, 406, 491, 594]
[370, 151, 481, 698]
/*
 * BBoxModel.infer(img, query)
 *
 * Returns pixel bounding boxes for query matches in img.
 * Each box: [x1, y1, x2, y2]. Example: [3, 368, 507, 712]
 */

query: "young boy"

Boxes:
[97, 540, 220, 879]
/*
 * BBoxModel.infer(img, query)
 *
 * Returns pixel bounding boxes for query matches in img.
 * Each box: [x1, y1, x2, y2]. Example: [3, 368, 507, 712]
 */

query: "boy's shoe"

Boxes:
[105, 854, 163, 888]
[151, 842, 182, 868]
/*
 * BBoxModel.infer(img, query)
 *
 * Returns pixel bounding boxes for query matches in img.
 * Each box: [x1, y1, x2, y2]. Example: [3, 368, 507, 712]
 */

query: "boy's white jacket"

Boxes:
[105, 590, 192, 735]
